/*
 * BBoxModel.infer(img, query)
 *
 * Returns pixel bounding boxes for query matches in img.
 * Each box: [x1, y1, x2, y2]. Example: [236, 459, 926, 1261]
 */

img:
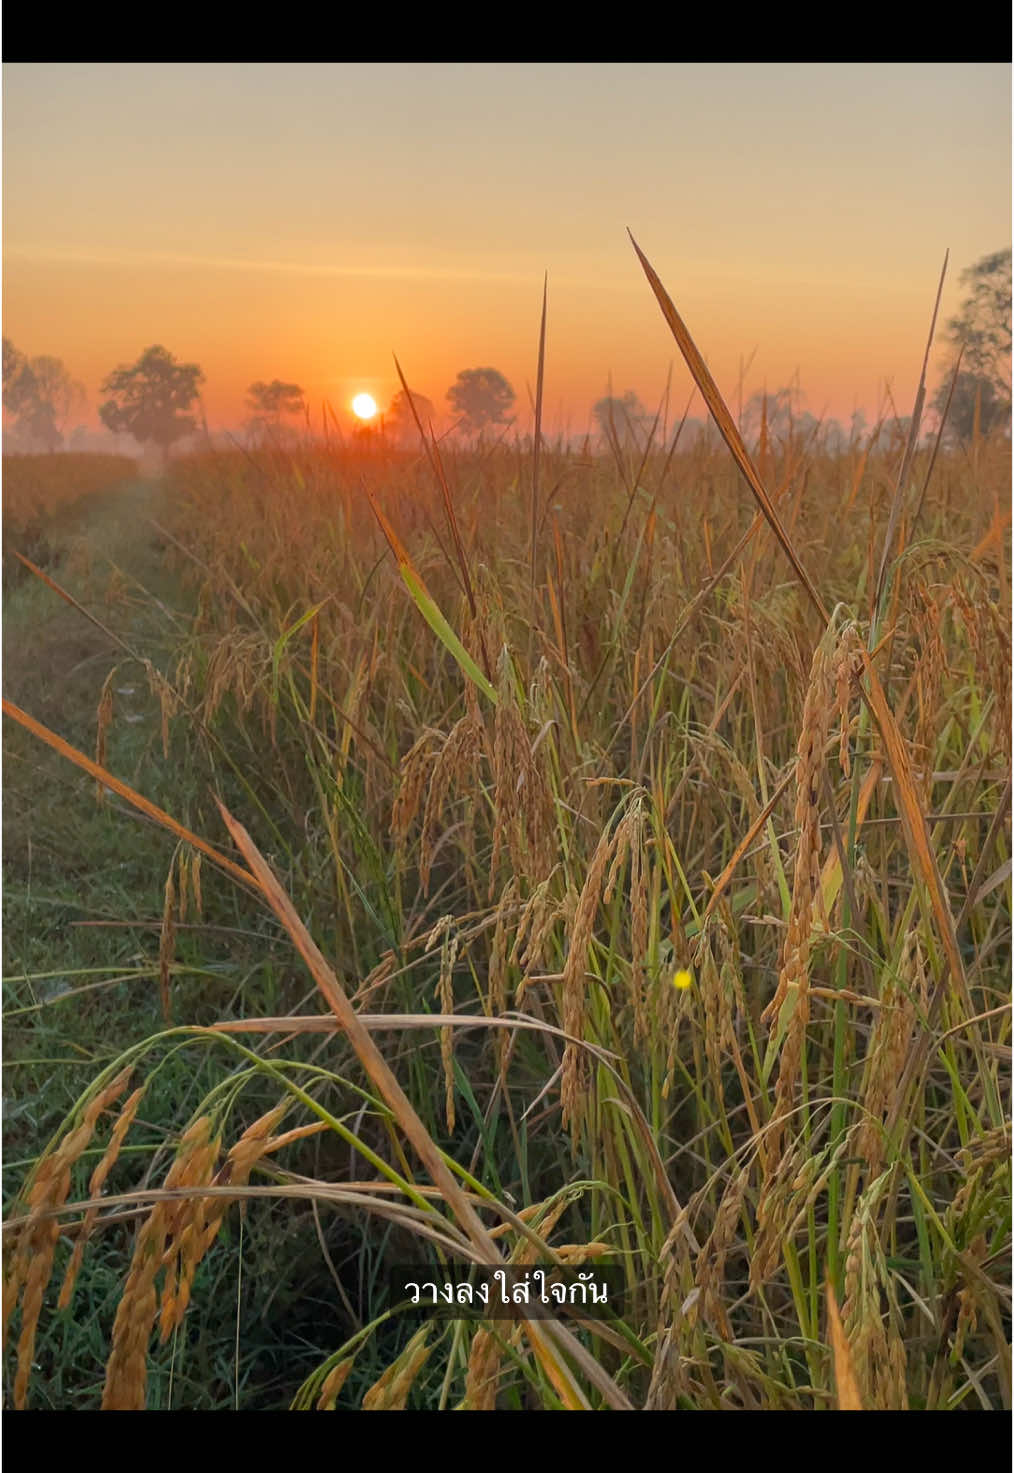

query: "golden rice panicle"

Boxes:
[489, 647, 522, 889]
[512, 1191, 573, 1266]
[560, 820, 616, 1136]
[511, 871, 561, 1000]
[764, 619, 861, 1164]
[692, 923, 735, 1111]
[8, 1067, 132, 1409]
[489, 647, 555, 896]
[159, 854, 177, 1024]
[390, 727, 439, 852]
[59, 1082, 146, 1312]
[489, 877, 518, 1080]
[197, 1102, 288, 1258]
[102, 1212, 169, 1409]
[144, 657, 178, 760]
[316, 1356, 355, 1410]
[361, 1326, 432, 1410]
[103, 1115, 214, 1411]
[763, 642, 832, 1159]
[463, 1322, 523, 1411]
[427, 917, 459, 1133]
[602, 790, 649, 1044]
[352, 947, 397, 1007]
[908, 577, 949, 800]
[750, 1141, 804, 1293]
[645, 1322, 692, 1411]
[949, 1125, 1012, 1227]
[840, 1171, 907, 1409]
[94, 667, 116, 801]
[754, 1142, 843, 1298]
[627, 798, 649, 1039]
[157, 1122, 221, 1344]
[856, 932, 926, 1177]
[954, 577, 1011, 762]
[419, 706, 482, 895]
[949, 1232, 989, 1368]
[762, 634, 833, 1027]
[547, 1241, 612, 1264]
[763, 617, 862, 1025]
[692, 1166, 749, 1340]
[190, 850, 203, 918]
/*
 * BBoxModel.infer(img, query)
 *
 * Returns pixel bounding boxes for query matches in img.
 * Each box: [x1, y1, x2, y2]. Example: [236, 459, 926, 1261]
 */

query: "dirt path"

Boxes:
[4, 476, 178, 720]
[3, 475, 195, 884]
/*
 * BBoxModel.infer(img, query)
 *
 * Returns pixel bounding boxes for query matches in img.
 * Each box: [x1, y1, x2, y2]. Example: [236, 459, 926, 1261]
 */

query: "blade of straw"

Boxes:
[826, 1281, 863, 1410]
[531, 272, 548, 605]
[856, 649, 970, 1007]
[872, 250, 949, 625]
[2, 699, 258, 893]
[627, 230, 829, 624]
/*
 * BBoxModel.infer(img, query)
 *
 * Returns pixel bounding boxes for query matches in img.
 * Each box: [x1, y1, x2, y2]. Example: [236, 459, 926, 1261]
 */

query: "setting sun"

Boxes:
[352, 393, 377, 421]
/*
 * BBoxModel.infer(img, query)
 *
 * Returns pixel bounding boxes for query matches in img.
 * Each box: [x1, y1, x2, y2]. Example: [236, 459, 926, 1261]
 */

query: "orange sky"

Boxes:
[3, 63, 1011, 439]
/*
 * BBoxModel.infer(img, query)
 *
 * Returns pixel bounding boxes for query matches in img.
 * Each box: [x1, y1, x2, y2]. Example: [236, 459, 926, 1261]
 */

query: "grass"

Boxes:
[2, 250, 1011, 1410]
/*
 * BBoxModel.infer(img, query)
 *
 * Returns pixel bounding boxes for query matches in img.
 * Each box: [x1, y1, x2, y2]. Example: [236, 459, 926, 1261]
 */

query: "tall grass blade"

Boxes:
[872, 250, 949, 626]
[857, 649, 970, 1005]
[627, 230, 829, 623]
[2, 699, 258, 893]
[826, 1281, 863, 1410]
[531, 272, 548, 605]
[365, 486, 497, 705]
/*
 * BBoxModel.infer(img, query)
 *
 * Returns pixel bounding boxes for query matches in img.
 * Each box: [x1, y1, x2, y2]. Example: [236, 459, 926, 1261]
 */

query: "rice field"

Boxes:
[3, 259, 1011, 1411]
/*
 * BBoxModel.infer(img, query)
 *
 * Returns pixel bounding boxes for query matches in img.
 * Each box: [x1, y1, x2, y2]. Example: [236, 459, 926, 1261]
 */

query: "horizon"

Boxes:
[3, 62, 1011, 445]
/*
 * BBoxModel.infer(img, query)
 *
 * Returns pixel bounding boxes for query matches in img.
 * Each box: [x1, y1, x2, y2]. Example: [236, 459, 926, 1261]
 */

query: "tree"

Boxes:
[446, 367, 515, 435]
[245, 379, 305, 441]
[386, 387, 436, 445]
[2, 339, 85, 452]
[98, 345, 205, 463]
[3, 338, 32, 415]
[932, 248, 1012, 441]
[739, 385, 810, 445]
[592, 390, 651, 449]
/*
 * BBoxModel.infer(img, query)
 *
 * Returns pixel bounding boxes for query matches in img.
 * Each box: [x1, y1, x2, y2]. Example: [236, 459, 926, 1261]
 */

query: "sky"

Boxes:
[3, 62, 1011, 440]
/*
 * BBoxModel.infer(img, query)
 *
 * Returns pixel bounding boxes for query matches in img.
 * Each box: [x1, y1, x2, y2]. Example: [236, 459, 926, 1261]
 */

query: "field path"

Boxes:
[4, 474, 181, 720]
[3, 470, 200, 892]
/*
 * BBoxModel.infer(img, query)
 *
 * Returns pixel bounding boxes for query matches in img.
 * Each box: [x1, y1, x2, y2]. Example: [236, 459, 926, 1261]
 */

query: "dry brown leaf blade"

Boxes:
[857, 650, 970, 1007]
[2, 699, 259, 893]
[627, 230, 829, 624]
[826, 1281, 863, 1410]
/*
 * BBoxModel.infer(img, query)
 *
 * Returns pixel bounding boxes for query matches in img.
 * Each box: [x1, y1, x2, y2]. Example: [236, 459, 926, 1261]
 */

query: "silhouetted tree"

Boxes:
[246, 379, 304, 420]
[820, 419, 842, 454]
[3, 339, 32, 415]
[245, 379, 305, 442]
[387, 388, 436, 445]
[740, 386, 807, 445]
[592, 391, 650, 449]
[2, 338, 85, 451]
[446, 367, 515, 435]
[932, 248, 1012, 441]
[99, 345, 204, 464]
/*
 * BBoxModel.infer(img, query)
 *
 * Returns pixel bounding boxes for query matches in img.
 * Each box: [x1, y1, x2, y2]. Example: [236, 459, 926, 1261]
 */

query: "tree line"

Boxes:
[2, 343, 522, 461]
[3, 250, 1009, 459]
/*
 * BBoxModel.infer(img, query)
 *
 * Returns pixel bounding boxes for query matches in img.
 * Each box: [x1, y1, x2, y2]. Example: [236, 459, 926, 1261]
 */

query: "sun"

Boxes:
[352, 392, 378, 421]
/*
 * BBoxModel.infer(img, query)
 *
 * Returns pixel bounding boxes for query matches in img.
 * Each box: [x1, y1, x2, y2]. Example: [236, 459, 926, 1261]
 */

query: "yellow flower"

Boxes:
[672, 969, 692, 991]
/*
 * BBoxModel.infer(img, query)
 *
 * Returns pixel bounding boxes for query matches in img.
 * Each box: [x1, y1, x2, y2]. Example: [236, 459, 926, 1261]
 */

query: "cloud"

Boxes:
[3, 243, 638, 294]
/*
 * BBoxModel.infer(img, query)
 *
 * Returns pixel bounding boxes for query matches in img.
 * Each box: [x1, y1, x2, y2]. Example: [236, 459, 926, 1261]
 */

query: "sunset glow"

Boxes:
[352, 393, 378, 421]
[2, 64, 1009, 442]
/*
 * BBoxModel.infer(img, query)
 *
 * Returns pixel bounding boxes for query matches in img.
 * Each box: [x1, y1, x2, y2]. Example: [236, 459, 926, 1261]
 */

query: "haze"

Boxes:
[3, 62, 1011, 441]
